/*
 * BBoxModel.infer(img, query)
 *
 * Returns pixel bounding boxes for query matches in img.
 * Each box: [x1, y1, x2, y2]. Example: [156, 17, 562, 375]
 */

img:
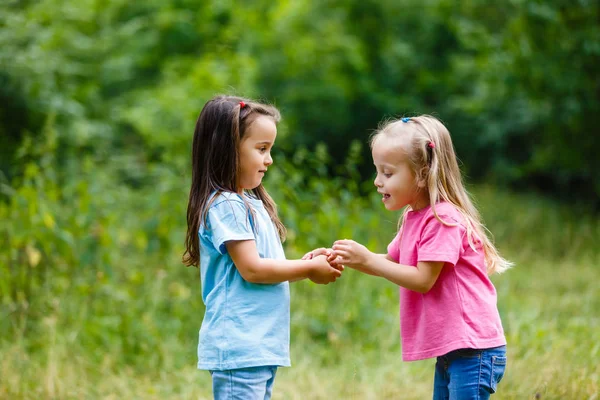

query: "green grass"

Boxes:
[1, 178, 598, 399]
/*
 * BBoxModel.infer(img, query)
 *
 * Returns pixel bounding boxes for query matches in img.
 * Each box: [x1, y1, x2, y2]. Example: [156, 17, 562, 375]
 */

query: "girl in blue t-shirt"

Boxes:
[183, 95, 342, 400]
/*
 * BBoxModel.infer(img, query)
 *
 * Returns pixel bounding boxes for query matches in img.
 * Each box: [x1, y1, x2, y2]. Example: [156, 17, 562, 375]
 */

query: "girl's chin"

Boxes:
[384, 201, 405, 211]
[383, 202, 395, 210]
[240, 182, 263, 191]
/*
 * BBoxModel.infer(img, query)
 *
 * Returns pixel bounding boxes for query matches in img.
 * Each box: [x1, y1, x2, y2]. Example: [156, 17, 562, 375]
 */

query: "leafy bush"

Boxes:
[1, 0, 598, 204]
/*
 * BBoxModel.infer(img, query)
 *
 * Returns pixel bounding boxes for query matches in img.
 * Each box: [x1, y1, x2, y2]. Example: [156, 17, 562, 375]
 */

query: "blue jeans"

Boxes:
[433, 345, 507, 400]
[210, 366, 277, 400]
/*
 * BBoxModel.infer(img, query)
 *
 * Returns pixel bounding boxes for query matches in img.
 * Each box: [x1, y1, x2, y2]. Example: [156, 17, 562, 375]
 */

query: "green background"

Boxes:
[1, 1, 598, 398]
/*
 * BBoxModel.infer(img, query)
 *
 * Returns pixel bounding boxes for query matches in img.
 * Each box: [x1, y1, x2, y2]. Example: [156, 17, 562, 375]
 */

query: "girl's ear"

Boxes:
[416, 167, 428, 188]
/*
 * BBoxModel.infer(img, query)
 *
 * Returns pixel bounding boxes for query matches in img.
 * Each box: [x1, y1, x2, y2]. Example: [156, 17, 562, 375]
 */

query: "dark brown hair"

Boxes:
[183, 95, 286, 267]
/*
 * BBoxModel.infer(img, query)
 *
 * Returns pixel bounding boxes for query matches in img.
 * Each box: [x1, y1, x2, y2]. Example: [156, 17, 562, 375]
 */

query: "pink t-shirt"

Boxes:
[387, 201, 506, 361]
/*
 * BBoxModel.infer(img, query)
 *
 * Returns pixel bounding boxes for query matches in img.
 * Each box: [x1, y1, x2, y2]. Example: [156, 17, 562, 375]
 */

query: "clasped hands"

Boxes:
[301, 240, 373, 285]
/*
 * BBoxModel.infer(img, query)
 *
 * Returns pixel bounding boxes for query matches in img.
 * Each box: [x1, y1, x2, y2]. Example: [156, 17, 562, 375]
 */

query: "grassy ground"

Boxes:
[1, 187, 598, 399]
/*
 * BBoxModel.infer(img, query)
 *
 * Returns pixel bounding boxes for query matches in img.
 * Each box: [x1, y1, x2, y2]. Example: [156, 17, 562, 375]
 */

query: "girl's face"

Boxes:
[238, 115, 277, 192]
[372, 136, 427, 211]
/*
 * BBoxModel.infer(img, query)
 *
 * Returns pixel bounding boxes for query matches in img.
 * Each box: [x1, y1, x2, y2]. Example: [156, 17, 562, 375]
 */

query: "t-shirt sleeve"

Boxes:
[417, 215, 463, 266]
[207, 199, 255, 255]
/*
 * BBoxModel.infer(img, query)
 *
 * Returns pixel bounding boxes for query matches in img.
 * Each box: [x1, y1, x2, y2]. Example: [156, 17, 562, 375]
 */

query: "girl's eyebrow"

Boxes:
[374, 162, 397, 169]
[256, 141, 273, 145]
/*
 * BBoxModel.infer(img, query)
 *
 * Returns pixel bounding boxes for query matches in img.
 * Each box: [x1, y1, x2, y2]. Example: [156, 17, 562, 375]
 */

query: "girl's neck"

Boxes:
[410, 192, 430, 212]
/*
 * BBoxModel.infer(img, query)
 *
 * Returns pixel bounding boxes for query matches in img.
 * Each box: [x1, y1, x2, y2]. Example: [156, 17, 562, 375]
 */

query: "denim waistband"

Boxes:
[439, 345, 506, 363]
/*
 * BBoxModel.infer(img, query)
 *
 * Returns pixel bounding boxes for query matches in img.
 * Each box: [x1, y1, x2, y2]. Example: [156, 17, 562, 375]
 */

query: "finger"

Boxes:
[332, 243, 350, 252]
[334, 239, 353, 247]
[329, 255, 343, 265]
[333, 250, 349, 260]
[313, 247, 329, 257]
[337, 256, 350, 265]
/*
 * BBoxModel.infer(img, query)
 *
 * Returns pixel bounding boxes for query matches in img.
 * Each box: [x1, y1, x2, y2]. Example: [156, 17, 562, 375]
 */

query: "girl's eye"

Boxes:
[259, 147, 267, 153]
[384, 173, 392, 178]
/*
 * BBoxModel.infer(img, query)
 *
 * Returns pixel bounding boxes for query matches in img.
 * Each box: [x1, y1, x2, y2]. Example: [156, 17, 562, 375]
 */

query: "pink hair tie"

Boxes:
[239, 101, 246, 108]
[428, 141, 435, 149]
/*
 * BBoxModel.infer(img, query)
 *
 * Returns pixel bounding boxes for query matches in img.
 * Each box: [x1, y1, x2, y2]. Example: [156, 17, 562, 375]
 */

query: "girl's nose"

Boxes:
[265, 153, 273, 166]
[374, 176, 381, 187]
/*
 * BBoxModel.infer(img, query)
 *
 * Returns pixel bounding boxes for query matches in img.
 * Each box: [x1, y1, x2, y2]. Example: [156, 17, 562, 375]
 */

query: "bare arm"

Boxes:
[364, 257, 443, 293]
[332, 240, 444, 293]
[226, 240, 342, 284]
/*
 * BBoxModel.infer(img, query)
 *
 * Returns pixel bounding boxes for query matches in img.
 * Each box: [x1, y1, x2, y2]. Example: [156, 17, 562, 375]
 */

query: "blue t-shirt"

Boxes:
[197, 191, 290, 371]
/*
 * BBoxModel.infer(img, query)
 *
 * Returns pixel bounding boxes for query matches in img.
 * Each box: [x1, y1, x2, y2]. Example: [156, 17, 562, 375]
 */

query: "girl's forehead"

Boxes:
[372, 135, 409, 163]
[244, 115, 277, 141]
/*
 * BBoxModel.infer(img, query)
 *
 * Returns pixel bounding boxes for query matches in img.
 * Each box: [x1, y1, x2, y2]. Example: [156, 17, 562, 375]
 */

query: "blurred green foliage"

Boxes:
[0, 2, 599, 397]
[1, 118, 599, 398]
[1, 0, 599, 204]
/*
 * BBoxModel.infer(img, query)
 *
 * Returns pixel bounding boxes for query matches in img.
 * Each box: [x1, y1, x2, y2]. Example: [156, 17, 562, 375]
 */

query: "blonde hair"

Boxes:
[372, 115, 512, 275]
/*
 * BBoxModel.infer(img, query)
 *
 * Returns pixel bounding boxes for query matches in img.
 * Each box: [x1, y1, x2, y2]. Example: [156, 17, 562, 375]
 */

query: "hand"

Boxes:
[302, 248, 345, 273]
[326, 250, 346, 270]
[308, 255, 342, 284]
[301, 247, 331, 260]
[331, 239, 373, 269]
[326, 250, 345, 272]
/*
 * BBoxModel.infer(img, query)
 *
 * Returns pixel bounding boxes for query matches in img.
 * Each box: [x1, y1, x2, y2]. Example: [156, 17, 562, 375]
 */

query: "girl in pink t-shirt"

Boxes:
[329, 115, 512, 399]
